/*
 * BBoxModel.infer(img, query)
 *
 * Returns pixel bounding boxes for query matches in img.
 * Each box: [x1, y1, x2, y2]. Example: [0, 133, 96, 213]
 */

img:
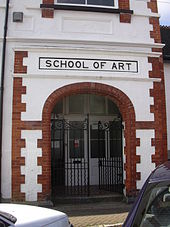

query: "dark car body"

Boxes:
[123, 161, 170, 227]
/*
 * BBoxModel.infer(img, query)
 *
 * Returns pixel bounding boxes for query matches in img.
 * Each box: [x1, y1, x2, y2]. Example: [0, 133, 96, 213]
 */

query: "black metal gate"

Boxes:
[51, 116, 90, 197]
[51, 115, 123, 197]
[98, 120, 123, 193]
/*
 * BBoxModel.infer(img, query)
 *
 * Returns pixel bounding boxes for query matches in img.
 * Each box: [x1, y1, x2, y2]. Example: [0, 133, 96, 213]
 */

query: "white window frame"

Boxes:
[55, 0, 118, 9]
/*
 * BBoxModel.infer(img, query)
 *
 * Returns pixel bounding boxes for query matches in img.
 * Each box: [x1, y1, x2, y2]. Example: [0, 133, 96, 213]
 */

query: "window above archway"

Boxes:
[56, 0, 117, 8]
[52, 94, 120, 116]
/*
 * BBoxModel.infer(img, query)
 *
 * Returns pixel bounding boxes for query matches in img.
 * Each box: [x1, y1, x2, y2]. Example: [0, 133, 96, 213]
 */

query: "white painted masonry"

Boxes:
[136, 130, 155, 189]
[21, 131, 42, 201]
[21, 77, 155, 122]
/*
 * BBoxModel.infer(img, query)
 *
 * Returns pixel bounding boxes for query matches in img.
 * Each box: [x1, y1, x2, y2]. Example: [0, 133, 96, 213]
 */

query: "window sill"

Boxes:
[40, 4, 133, 14]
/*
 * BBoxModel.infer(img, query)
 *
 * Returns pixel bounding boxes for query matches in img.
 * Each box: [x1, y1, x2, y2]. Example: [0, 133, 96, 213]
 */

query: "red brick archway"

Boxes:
[40, 82, 137, 200]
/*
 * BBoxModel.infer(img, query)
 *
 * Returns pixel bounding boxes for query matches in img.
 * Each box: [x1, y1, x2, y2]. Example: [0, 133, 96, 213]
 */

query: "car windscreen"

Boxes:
[132, 180, 170, 227]
[0, 211, 17, 224]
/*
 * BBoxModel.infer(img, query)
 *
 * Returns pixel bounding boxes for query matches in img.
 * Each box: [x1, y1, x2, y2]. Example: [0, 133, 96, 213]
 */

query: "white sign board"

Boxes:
[39, 57, 138, 73]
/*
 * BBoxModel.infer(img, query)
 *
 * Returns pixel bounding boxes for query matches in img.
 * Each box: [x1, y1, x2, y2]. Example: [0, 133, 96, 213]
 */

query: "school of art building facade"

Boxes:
[0, 0, 167, 203]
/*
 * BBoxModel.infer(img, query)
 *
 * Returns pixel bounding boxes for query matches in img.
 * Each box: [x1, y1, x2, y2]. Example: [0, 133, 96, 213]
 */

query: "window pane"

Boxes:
[139, 185, 170, 227]
[87, 0, 114, 6]
[69, 122, 84, 158]
[91, 126, 105, 158]
[90, 95, 105, 114]
[57, 0, 85, 4]
[108, 99, 119, 115]
[52, 100, 63, 114]
[69, 94, 84, 114]
[70, 140, 84, 158]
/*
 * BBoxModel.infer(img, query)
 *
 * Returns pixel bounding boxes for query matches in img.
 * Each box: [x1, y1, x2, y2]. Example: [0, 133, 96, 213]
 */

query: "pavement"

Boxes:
[54, 200, 132, 227]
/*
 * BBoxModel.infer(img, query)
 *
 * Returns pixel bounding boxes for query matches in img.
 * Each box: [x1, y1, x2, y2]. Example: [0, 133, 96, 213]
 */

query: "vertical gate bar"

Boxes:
[80, 127, 83, 195]
[104, 126, 106, 191]
[51, 119, 54, 195]
[67, 127, 71, 195]
[76, 129, 81, 195]
[109, 126, 111, 191]
[64, 120, 68, 195]
[116, 125, 118, 192]
[83, 121, 86, 195]
[107, 129, 110, 191]
[73, 128, 76, 195]
[87, 114, 90, 196]
[111, 124, 113, 191]
[98, 122, 101, 189]
[102, 129, 104, 190]
[120, 120, 123, 193]
[106, 129, 108, 191]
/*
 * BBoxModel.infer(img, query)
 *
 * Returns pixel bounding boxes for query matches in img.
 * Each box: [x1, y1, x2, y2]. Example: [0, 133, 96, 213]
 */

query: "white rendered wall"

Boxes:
[7, 0, 157, 44]
[164, 63, 170, 156]
[136, 130, 155, 189]
[21, 77, 155, 123]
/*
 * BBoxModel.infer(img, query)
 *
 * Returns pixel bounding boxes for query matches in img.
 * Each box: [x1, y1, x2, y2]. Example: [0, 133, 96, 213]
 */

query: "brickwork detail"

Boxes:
[12, 77, 42, 200]
[12, 78, 26, 200]
[42, 0, 54, 18]
[135, 138, 141, 181]
[21, 131, 42, 201]
[147, 0, 158, 13]
[14, 51, 28, 74]
[119, 0, 131, 23]
[148, 0, 167, 165]
[147, 0, 168, 165]
[136, 130, 155, 189]
[12, 52, 43, 200]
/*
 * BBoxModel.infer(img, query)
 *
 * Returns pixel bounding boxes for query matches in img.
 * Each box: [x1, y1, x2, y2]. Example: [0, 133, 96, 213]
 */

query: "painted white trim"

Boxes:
[11, 47, 162, 58]
[12, 73, 162, 82]
[7, 38, 164, 48]
[133, 12, 160, 18]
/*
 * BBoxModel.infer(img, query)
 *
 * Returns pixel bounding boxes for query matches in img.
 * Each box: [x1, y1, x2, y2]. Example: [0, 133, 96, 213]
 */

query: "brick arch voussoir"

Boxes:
[40, 82, 137, 199]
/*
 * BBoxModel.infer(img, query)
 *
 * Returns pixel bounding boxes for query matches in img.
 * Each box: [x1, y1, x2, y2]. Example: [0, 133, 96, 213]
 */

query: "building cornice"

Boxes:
[3, 37, 164, 48]
[12, 73, 162, 83]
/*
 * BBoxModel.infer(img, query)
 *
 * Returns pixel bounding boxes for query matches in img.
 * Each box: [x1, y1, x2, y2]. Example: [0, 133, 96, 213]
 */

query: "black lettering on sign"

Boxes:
[118, 63, 124, 70]
[53, 60, 59, 68]
[75, 61, 81, 68]
[101, 62, 106, 69]
[60, 60, 67, 68]
[82, 61, 89, 69]
[68, 61, 74, 68]
[93, 62, 100, 69]
[126, 63, 131, 71]
[112, 62, 117, 70]
[46, 60, 52, 67]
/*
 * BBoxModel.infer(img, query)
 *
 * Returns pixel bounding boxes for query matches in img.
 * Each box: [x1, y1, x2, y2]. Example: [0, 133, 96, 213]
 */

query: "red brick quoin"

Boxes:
[41, 0, 131, 23]
[12, 52, 42, 201]
[148, 0, 168, 165]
